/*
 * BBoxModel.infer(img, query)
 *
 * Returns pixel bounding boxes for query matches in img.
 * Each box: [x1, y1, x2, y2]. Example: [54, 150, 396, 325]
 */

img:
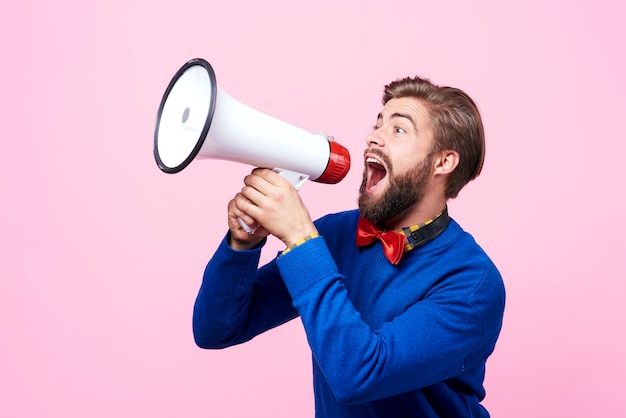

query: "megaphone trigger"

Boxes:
[272, 168, 310, 191]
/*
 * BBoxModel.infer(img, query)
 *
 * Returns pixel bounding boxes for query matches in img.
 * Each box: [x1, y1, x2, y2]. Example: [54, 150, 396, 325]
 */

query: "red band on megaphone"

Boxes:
[315, 140, 351, 184]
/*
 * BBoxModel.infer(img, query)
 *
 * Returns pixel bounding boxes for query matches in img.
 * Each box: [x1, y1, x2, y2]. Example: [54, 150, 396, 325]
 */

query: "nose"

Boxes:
[365, 128, 385, 148]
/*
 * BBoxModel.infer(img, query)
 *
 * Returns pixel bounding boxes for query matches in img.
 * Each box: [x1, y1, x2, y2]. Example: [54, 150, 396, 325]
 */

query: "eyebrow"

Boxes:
[377, 112, 417, 130]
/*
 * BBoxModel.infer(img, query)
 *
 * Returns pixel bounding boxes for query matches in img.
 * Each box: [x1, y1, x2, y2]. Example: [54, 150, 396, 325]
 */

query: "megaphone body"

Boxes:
[154, 58, 350, 185]
[154, 58, 351, 233]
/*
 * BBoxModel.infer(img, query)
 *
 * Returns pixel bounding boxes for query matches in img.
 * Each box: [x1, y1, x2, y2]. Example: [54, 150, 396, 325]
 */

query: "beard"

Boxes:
[358, 153, 433, 225]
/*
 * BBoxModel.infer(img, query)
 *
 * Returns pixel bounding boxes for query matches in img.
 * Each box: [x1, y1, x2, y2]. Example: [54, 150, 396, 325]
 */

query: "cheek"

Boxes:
[390, 143, 431, 175]
[389, 150, 414, 175]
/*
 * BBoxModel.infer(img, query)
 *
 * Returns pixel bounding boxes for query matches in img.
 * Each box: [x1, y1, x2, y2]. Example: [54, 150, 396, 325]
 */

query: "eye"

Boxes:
[395, 126, 406, 134]
[372, 125, 381, 130]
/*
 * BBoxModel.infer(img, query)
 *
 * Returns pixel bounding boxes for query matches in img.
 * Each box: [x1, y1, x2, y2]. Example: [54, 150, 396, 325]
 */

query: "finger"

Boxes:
[249, 168, 289, 189]
[240, 183, 269, 209]
[251, 167, 276, 178]
[231, 193, 259, 226]
[229, 211, 260, 242]
[243, 172, 276, 198]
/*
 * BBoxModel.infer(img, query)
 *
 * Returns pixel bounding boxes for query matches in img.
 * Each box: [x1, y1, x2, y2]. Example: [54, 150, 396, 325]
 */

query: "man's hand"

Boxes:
[232, 168, 318, 249]
[227, 195, 269, 251]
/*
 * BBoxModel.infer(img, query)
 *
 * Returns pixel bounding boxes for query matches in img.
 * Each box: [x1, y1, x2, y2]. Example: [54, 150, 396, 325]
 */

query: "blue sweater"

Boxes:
[193, 210, 505, 417]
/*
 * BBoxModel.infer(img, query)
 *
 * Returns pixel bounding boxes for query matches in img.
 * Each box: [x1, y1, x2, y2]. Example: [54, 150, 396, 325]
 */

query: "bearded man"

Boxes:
[192, 76, 506, 418]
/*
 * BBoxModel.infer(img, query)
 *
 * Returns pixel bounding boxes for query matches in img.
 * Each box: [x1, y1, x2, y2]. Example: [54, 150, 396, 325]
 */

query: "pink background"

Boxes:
[1, 0, 625, 416]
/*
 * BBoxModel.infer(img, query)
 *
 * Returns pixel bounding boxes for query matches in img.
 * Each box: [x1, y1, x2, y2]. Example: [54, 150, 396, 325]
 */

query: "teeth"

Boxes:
[366, 157, 382, 164]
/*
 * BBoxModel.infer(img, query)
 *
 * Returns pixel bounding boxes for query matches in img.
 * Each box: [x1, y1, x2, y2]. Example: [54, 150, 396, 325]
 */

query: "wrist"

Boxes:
[282, 225, 319, 249]
[281, 232, 320, 256]
[228, 232, 264, 251]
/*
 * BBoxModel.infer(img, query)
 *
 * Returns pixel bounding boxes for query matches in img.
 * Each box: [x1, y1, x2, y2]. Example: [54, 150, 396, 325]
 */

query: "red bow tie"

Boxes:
[356, 217, 406, 265]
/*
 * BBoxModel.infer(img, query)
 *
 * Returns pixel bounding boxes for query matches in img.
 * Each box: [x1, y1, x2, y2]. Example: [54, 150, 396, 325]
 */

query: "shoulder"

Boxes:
[445, 218, 506, 317]
[427, 219, 506, 353]
[423, 218, 505, 309]
[439, 219, 497, 268]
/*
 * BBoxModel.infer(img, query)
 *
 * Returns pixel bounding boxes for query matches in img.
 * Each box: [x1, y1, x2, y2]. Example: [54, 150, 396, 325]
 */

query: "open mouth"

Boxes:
[365, 155, 388, 192]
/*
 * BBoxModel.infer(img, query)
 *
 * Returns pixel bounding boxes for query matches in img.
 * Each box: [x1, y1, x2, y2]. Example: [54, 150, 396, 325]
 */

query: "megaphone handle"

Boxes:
[237, 217, 258, 235]
[237, 168, 310, 234]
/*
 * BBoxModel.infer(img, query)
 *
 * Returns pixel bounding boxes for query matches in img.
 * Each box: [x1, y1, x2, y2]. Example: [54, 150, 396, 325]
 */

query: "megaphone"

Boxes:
[154, 58, 351, 191]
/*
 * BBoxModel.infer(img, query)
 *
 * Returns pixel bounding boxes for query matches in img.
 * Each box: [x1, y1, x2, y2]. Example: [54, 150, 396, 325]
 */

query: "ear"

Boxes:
[433, 150, 459, 176]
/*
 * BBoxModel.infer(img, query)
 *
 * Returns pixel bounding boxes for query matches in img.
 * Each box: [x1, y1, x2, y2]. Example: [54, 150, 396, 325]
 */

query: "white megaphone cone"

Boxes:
[154, 58, 351, 232]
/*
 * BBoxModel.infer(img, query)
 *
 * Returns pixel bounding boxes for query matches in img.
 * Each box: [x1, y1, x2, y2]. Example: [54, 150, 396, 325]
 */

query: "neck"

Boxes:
[383, 195, 448, 229]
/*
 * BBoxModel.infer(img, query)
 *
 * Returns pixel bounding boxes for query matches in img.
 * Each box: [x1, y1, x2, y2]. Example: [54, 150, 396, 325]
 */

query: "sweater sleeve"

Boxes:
[276, 235, 502, 404]
[192, 233, 298, 349]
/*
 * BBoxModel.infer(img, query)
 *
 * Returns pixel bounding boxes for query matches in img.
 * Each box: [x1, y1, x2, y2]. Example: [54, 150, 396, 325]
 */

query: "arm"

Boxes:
[192, 173, 301, 349]
[192, 233, 298, 349]
[276, 238, 503, 404]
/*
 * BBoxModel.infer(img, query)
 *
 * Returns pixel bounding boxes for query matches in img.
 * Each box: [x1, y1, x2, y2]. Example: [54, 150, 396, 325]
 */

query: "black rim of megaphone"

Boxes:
[154, 58, 217, 174]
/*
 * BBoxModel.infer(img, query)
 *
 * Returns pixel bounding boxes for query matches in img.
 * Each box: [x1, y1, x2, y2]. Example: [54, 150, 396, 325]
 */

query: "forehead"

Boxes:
[379, 97, 431, 125]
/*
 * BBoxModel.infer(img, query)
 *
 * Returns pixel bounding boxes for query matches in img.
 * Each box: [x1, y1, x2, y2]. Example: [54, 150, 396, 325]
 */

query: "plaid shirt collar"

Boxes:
[396, 206, 450, 253]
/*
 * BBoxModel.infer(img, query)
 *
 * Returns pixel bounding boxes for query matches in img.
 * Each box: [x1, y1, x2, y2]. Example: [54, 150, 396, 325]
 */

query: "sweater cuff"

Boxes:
[222, 231, 267, 253]
[276, 236, 339, 297]
[210, 232, 267, 278]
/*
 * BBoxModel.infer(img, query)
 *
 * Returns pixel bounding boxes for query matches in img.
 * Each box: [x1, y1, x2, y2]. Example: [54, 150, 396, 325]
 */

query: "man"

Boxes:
[192, 76, 506, 417]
